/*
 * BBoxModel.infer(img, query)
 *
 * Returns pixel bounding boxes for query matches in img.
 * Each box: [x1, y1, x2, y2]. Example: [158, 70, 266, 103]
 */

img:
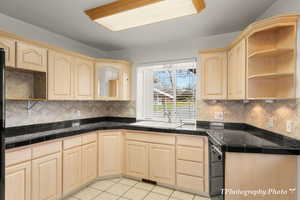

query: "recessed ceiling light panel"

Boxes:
[85, 0, 205, 31]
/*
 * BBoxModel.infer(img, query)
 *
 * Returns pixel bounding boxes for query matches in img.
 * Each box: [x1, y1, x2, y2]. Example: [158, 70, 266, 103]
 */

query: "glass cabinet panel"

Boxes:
[95, 65, 120, 99]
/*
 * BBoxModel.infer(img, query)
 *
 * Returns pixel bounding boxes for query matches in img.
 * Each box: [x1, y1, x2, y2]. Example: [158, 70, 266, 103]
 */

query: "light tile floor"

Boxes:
[65, 178, 210, 200]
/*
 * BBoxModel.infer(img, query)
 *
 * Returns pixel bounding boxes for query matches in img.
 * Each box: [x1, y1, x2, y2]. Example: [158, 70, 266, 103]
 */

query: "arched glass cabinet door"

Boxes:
[95, 64, 120, 100]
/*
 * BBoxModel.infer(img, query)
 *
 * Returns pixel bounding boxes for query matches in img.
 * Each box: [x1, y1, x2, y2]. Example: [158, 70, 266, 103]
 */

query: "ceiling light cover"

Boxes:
[85, 0, 205, 31]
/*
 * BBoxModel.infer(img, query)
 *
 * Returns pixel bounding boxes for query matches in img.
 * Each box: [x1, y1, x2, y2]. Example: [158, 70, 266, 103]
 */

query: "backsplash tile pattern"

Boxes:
[197, 99, 300, 140]
[6, 100, 136, 127]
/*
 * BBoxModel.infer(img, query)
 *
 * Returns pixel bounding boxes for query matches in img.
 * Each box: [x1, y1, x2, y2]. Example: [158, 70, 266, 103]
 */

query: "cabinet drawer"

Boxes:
[177, 174, 204, 193]
[32, 141, 62, 159]
[64, 136, 82, 150]
[177, 146, 203, 162]
[177, 160, 204, 177]
[126, 132, 175, 145]
[6, 148, 32, 166]
[82, 132, 97, 145]
[177, 136, 204, 147]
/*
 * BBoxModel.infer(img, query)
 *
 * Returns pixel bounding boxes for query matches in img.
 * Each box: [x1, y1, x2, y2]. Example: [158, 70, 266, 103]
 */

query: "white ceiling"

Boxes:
[0, 0, 276, 51]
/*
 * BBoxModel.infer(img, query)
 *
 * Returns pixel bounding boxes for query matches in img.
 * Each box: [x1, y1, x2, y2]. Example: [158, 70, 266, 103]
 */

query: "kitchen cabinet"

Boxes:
[200, 50, 227, 99]
[74, 58, 94, 100]
[225, 152, 297, 200]
[125, 141, 149, 179]
[63, 146, 82, 195]
[48, 50, 74, 100]
[95, 60, 131, 101]
[149, 144, 175, 185]
[32, 153, 62, 200]
[228, 39, 246, 99]
[99, 132, 123, 177]
[176, 135, 209, 194]
[82, 142, 97, 184]
[16, 41, 47, 72]
[0, 36, 15, 67]
[5, 161, 31, 200]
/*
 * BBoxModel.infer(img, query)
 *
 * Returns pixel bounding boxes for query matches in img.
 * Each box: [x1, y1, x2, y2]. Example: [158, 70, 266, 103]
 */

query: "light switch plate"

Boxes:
[267, 118, 274, 128]
[286, 120, 293, 133]
[214, 112, 224, 121]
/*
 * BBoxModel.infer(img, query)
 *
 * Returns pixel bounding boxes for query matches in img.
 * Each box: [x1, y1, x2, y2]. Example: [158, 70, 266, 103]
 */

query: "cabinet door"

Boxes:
[200, 51, 227, 99]
[228, 39, 246, 99]
[5, 162, 31, 200]
[82, 142, 97, 184]
[0, 36, 15, 67]
[32, 153, 62, 200]
[119, 63, 131, 101]
[99, 133, 123, 177]
[149, 144, 175, 185]
[63, 146, 82, 195]
[16, 41, 47, 72]
[48, 50, 74, 100]
[74, 58, 94, 100]
[125, 141, 149, 179]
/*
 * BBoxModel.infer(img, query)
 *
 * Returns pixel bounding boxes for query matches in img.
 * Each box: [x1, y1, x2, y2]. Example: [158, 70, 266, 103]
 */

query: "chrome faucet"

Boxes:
[164, 110, 172, 123]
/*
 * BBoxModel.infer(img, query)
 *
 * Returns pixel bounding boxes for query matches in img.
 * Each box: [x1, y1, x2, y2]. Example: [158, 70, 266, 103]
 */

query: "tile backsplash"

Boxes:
[6, 100, 136, 127]
[197, 99, 300, 140]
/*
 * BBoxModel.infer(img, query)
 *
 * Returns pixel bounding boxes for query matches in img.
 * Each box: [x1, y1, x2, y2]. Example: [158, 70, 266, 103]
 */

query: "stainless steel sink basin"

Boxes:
[131, 121, 182, 129]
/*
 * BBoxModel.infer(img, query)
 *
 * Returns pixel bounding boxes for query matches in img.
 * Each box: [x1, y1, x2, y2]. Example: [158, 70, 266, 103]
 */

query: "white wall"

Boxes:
[0, 12, 107, 58]
[108, 31, 240, 99]
[256, 0, 300, 20]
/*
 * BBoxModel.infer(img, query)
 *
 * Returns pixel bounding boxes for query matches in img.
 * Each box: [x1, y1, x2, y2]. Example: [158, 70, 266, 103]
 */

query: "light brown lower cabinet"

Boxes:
[225, 153, 297, 200]
[63, 146, 82, 195]
[32, 153, 62, 200]
[98, 133, 123, 177]
[82, 142, 98, 184]
[149, 144, 175, 185]
[125, 140, 149, 179]
[5, 161, 31, 200]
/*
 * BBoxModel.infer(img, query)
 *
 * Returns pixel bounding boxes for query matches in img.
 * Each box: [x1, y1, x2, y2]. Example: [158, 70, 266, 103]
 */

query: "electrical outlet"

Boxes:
[286, 120, 293, 133]
[267, 118, 274, 128]
[214, 112, 224, 121]
[76, 110, 81, 117]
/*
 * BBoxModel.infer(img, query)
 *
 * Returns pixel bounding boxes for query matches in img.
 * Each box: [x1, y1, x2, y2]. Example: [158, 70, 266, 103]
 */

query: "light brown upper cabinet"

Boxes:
[200, 50, 228, 100]
[16, 41, 47, 72]
[247, 21, 297, 99]
[228, 39, 246, 99]
[48, 50, 74, 100]
[74, 58, 94, 100]
[0, 36, 15, 67]
[95, 60, 131, 101]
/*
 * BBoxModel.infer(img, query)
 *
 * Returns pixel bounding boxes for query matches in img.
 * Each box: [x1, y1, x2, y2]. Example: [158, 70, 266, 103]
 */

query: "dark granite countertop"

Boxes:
[5, 117, 300, 155]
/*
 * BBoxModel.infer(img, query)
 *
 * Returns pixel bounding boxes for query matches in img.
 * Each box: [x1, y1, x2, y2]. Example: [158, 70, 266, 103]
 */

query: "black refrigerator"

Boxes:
[0, 48, 5, 200]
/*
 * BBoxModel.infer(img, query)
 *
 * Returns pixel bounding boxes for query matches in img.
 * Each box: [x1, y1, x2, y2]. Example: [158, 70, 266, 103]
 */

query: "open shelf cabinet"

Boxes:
[246, 22, 297, 99]
[6, 67, 47, 101]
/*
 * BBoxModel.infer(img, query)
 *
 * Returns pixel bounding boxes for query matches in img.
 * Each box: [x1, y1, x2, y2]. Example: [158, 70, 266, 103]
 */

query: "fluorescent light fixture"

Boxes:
[85, 0, 205, 31]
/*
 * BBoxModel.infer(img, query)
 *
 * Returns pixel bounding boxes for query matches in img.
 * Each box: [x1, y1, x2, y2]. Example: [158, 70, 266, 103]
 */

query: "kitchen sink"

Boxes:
[131, 121, 184, 129]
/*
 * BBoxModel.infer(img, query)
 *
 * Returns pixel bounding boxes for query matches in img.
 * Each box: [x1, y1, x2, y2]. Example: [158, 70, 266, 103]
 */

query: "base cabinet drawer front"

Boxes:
[177, 146, 204, 162]
[16, 41, 47, 72]
[177, 174, 205, 193]
[149, 144, 175, 185]
[99, 133, 123, 177]
[6, 148, 32, 166]
[5, 161, 31, 200]
[63, 136, 82, 150]
[0, 36, 16, 67]
[32, 141, 62, 159]
[177, 160, 204, 177]
[177, 136, 204, 148]
[82, 132, 97, 145]
[125, 141, 149, 179]
[63, 146, 82, 195]
[82, 142, 97, 184]
[125, 132, 175, 145]
[32, 153, 62, 200]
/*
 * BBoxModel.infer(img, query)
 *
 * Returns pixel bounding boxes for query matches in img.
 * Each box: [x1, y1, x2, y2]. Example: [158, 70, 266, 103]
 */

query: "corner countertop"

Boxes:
[5, 118, 300, 155]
